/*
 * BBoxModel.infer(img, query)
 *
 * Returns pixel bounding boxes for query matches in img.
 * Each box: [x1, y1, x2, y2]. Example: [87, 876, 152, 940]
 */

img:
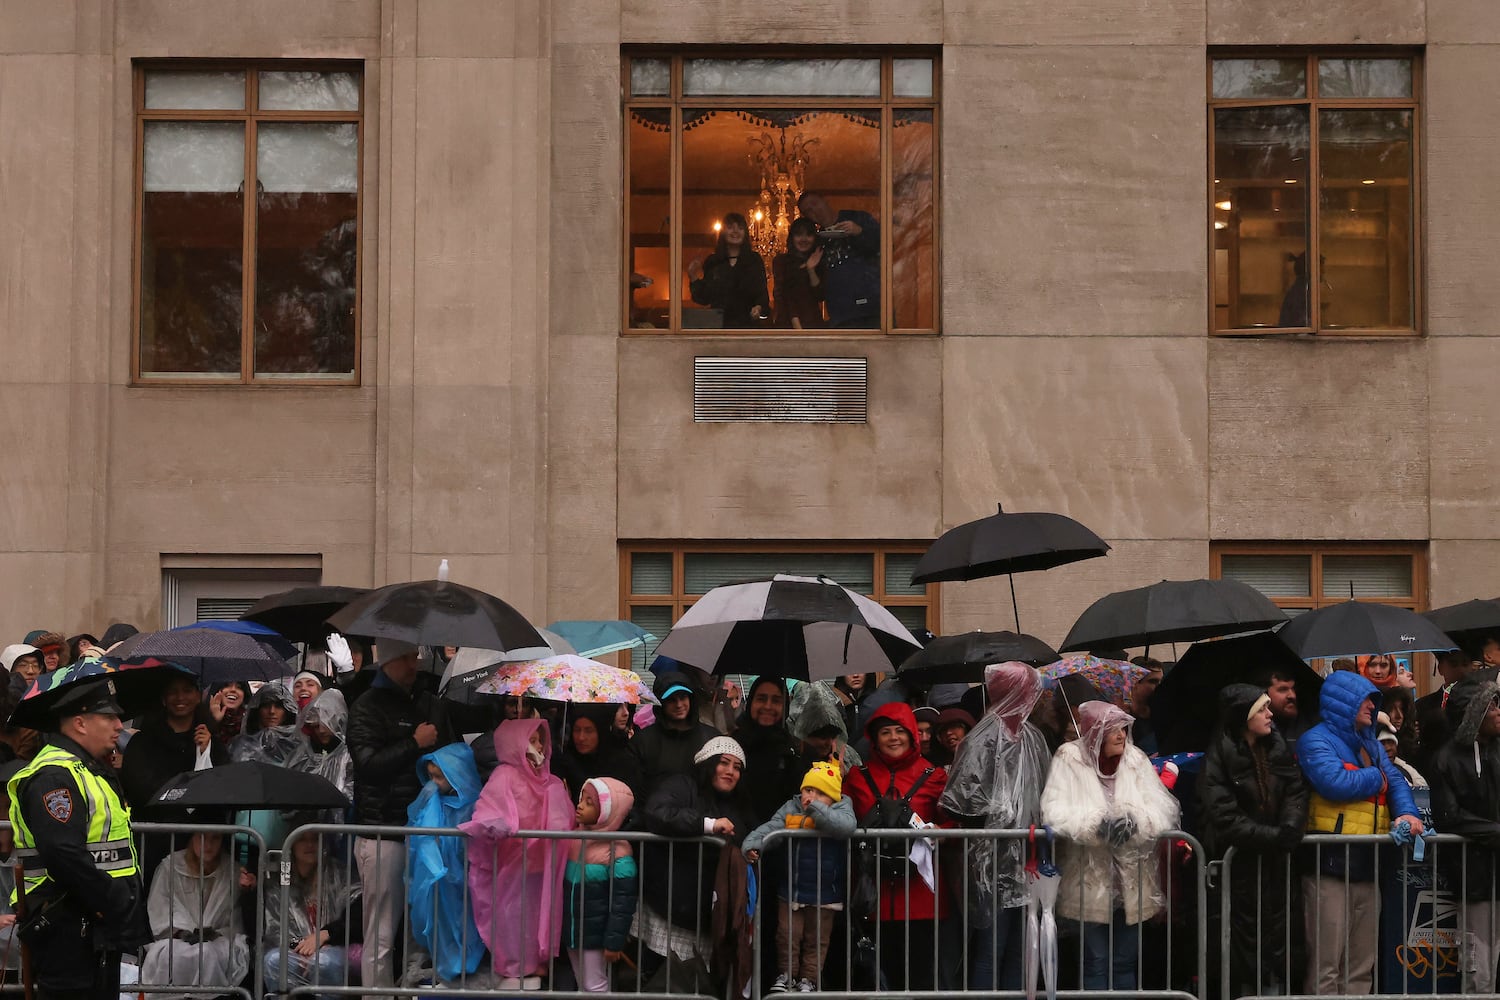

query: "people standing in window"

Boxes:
[772, 218, 826, 329]
[796, 192, 880, 328]
[687, 213, 769, 327]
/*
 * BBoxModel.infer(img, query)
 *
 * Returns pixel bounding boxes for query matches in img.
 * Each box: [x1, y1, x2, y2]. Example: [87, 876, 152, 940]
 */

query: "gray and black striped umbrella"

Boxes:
[654, 574, 922, 681]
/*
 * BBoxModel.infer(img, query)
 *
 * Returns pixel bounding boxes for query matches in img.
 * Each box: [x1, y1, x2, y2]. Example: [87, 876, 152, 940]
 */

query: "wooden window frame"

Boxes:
[132, 60, 365, 386]
[620, 540, 940, 633]
[1209, 541, 1428, 612]
[621, 48, 941, 338]
[1207, 49, 1423, 338]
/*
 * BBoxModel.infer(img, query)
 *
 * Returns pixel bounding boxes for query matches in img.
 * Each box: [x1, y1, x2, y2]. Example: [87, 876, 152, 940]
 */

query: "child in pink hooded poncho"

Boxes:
[460, 718, 574, 990]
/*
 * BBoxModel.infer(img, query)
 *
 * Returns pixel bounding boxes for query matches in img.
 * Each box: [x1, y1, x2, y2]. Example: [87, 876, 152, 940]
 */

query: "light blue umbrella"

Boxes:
[546, 620, 657, 658]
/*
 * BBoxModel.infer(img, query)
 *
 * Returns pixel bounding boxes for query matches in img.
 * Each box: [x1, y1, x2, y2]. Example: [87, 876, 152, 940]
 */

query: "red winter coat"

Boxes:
[842, 701, 950, 921]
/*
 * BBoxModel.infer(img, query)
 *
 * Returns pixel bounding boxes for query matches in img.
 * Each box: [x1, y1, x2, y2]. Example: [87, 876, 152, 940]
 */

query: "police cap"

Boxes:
[51, 677, 125, 719]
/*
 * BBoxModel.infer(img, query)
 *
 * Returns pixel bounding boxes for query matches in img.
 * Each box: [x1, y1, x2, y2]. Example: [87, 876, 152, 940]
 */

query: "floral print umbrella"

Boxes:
[474, 653, 659, 705]
[1037, 653, 1148, 712]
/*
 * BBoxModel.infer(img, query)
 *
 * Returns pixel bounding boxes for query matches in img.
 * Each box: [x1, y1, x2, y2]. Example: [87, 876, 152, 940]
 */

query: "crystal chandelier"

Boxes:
[746, 129, 816, 260]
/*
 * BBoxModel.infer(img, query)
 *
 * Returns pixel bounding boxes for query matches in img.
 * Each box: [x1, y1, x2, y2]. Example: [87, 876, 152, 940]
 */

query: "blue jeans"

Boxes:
[264, 945, 354, 999]
[970, 905, 1026, 990]
[1080, 910, 1139, 991]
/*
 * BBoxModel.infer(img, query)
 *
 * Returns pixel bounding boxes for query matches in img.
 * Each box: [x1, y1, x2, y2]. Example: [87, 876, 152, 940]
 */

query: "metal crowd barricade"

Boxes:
[1217, 831, 1498, 1000]
[277, 823, 725, 1000]
[754, 826, 1207, 1000]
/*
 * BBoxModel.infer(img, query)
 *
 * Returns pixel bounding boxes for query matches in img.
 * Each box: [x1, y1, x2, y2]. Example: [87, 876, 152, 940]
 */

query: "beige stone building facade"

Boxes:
[2, 0, 1497, 658]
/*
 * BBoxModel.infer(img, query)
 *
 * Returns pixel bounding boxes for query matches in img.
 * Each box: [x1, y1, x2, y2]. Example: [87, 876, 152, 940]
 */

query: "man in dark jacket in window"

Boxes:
[1429, 672, 1500, 993]
[348, 639, 453, 998]
[630, 671, 720, 798]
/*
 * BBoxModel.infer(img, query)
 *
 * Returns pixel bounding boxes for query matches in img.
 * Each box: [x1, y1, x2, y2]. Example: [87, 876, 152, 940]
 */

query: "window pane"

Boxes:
[139, 122, 245, 376]
[683, 552, 876, 593]
[1317, 58, 1413, 99]
[145, 71, 246, 110]
[1211, 58, 1307, 99]
[683, 59, 880, 97]
[630, 58, 670, 97]
[1212, 106, 1311, 329]
[629, 605, 673, 676]
[1317, 109, 1414, 330]
[887, 605, 928, 636]
[630, 552, 674, 595]
[253, 123, 358, 376]
[883, 553, 925, 596]
[893, 109, 935, 328]
[257, 71, 360, 111]
[627, 111, 671, 329]
[682, 109, 879, 330]
[893, 58, 934, 98]
[1220, 554, 1312, 598]
[1321, 555, 1413, 599]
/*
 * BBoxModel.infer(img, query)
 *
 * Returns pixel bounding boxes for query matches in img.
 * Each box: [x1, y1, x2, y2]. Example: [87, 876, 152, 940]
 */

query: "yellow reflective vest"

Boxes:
[7, 744, 138, 901]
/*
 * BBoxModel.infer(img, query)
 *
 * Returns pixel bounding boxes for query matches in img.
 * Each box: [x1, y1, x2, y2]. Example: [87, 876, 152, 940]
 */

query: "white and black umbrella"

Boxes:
[438, 629, 577, 704]
[654, 574, 923, 681]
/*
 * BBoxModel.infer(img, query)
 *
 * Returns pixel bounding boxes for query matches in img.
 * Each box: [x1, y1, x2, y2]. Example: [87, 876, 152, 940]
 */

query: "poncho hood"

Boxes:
[984, 661, 1044, 738]
[1077, 700, 1134, 772]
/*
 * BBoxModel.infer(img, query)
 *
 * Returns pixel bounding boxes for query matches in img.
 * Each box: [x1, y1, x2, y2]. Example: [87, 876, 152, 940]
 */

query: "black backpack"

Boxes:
[855, 764, 934, 882]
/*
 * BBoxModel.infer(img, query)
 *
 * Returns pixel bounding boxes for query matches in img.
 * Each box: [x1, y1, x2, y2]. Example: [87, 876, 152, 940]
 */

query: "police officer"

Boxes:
[8, 677, 147, 1000]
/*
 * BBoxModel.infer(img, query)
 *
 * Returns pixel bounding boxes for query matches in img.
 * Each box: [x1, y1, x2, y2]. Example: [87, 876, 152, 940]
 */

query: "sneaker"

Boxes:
[521, 976, 543, 991]
[498, 977, 522, 990]
[796, 979, 815, 993]
[768, 973, 792, 993]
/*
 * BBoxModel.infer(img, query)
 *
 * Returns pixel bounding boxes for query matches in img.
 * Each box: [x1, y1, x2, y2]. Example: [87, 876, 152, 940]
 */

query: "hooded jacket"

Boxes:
[842, 701, 949, 921]
[629, 671, 720, 795]
[940, 662, 1052, 910]
[461, 719, 573, 970]
[1298, 671, 1417, 837]
[1040, 701, 1180, 925]
[231, 682, 309, 767]
[408, 742, 484, 981]
[551, 703, 642, 801]
[1430, 674, 1500, 901]
[563, 777, 640, 952]
[733, 676, 804, 820]
[1197, 684, 1308, 859]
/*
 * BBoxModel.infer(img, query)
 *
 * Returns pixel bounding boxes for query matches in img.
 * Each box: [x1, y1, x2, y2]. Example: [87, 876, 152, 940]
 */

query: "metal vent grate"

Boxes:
[693, 356, 868, 423]
[195, 597, 259, 621]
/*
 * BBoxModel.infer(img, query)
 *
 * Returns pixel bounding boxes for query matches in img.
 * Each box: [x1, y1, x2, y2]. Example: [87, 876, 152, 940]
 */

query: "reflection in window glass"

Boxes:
[145, 71, 246, 110]
[893, 109, 935, 329]
[1212, 106, 1310, 329]
[627, 112, 671, 329]
[1318, 109, 1413, 330]
[258, 71, 360, 111]
[680, 108, 879, 330]
[1212, 58, 1307, 99]
[893, 58, 934, 98]
[254, 123, 358, 375]
[630, 59, 670, 97]
[139, 122, 245, 376]
[683, 59, 880, 97]
[1318, 59, 1412, 99]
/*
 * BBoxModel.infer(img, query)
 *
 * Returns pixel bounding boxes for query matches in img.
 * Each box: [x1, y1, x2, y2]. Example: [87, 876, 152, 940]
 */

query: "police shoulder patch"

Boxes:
[43, 787, 73, 823]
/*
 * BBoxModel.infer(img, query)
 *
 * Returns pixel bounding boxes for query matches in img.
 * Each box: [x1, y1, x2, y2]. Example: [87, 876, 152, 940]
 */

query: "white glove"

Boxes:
[326, 633, 354, 674]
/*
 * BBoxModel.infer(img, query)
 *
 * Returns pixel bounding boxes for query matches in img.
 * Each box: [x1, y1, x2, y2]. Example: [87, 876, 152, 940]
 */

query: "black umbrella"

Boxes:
[654, 574, 923, 681]
[910, 504, 1110, 629]
[1423, 599, 1500, 652]
[9, 657, 193, 730]
[109, 628, 292, 684]
[1059, 578, 1289, 654]
[1151, 631, 1323, 754]
[896, 630, 1058, 684]
[150, 761, 349, 810]
[327, 579, 545, 652]
[240, 586, 371, 642]
[1276, 600, 1457, 660]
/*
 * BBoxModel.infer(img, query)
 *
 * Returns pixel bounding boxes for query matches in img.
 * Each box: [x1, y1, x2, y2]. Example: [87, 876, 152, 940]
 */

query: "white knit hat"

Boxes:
[693, 735, 746, 766]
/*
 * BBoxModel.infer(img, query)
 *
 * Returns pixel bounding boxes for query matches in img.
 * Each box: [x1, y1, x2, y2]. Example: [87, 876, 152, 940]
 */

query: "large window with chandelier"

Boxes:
[623, 51, 938, 334]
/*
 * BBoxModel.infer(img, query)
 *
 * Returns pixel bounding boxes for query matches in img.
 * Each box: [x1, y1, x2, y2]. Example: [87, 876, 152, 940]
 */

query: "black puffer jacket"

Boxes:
[640, 768, 755, 929]
[348, 672, 454, 827]
[1197, 683, 1308, 859]
[732, 677, 803, 821]
[630, 672, 720, 797]
[1430, 673, 1500, 901]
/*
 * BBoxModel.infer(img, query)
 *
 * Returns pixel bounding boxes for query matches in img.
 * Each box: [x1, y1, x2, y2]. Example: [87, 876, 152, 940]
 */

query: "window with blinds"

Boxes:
[621, 543, 936, 678]
[1212, 544, 1424, 615]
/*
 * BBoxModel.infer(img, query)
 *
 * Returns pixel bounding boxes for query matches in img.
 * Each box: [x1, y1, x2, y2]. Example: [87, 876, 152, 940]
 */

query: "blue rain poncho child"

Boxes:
[408, 742, 485, 981]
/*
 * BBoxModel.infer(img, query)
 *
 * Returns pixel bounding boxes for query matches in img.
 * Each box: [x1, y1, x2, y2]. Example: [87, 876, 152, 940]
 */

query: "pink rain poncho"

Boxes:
[459, 718, 575, 978]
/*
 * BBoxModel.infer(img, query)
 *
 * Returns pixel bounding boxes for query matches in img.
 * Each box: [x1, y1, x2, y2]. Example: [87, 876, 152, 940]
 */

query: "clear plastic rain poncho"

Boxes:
[230, 681, 310, 769]
[787, 680, 864, 769]
[939, 662, 1052, 910]
[296, 688, 352, 801]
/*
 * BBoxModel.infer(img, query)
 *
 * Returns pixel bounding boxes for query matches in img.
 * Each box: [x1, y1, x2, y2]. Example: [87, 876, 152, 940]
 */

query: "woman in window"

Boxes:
[687, 213, 769, 327]
[772, 218, 826, 329]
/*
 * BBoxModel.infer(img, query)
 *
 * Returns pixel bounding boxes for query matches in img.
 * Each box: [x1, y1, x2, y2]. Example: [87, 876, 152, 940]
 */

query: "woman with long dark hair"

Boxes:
[772, 217, 826, 328]
[687, 212, 770, 327]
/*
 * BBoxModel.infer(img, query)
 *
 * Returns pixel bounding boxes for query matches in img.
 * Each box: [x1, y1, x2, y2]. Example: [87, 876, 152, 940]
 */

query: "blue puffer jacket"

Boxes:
[1298, 671, 1418, 832]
